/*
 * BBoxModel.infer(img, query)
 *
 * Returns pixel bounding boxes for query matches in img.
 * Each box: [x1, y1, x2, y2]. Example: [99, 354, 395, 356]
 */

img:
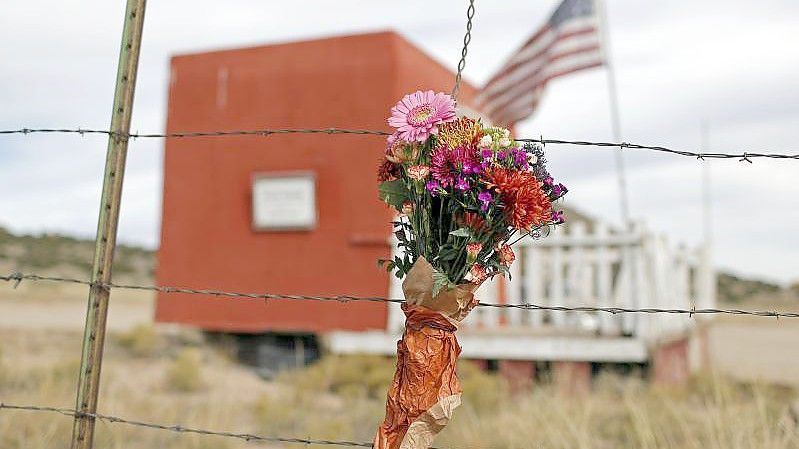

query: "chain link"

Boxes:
[451, 0, 476, 101]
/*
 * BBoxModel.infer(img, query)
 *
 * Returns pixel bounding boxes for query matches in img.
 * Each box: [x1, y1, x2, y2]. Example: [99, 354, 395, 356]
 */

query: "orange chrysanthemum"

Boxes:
[437, 116, 481, 149]
[484, 168, 552, 230]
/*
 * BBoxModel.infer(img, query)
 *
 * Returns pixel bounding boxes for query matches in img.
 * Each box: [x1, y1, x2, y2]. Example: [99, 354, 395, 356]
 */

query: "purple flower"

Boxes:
[480, 149, 493, 159]
[478, 190, 493, 211]
[426, 180, 441, 196]
[497, 151, 507, 160]
[543, 176, 554, 187]
[463, 161, 482, 174]
[551, 210, 566, 224]
[552, 183, 568, 198]
[455, 177, 470, 191]
[513, 150, 528, 167]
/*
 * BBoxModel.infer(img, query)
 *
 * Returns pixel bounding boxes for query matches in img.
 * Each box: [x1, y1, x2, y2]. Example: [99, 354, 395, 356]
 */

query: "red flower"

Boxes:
[431, 145, 480, 187]
[407, 165, 431, 181]
[498, 244, 515, 267]
[377, 159, 401, 182]
[456, 212, 488, 233]
[466, 242, 482, 263]
[466, 264, 488, 285]
[484, 168, 552, 230]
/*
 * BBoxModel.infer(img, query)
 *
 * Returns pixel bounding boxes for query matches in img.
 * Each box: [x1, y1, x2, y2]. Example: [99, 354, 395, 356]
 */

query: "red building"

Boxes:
[155, 30, 704, 388]
[155, 31, 478, 337]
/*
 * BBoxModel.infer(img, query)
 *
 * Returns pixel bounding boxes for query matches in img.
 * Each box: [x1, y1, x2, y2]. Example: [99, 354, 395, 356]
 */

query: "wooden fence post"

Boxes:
[70, 1, 146, 448]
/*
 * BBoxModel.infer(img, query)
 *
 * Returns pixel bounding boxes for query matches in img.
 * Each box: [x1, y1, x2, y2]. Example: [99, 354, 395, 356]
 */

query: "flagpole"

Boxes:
[597, 0, 630, 226]
[699, 120, 715, 312]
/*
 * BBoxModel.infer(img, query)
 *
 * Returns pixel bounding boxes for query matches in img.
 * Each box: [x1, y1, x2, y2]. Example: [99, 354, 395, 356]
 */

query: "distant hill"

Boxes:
[0, 225, 794, 305]
[717, 272, 797, 304]
[0, 226, 154, 284]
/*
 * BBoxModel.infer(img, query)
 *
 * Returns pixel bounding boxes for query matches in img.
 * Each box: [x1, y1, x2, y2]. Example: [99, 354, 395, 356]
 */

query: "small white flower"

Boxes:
[499, 137, 511, 147]
[502, 128, 511, 138]
[479, 135, 493, 147]
[529, 155, 538, 164]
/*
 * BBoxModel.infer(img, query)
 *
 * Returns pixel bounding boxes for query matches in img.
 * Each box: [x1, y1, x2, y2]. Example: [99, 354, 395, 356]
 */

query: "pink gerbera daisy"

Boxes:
[387, 90, 456, 142]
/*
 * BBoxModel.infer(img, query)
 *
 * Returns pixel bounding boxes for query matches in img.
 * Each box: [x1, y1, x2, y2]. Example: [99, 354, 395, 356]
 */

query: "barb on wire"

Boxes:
[515, 137, 799, 161]
[451, 0, 475, 101]
[2, 272, 797, 318]
[0, 402, 374, 448]
[1, 127, 797, 160]
[0, 127, 390, 139]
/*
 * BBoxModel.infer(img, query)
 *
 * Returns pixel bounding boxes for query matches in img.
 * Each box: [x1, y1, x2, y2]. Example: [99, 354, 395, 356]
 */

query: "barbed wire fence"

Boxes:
[1, 127, 797, 161]
[0, 403, 377, 448]
[2, 0, 798, 448]
[2, 272, 798, 318]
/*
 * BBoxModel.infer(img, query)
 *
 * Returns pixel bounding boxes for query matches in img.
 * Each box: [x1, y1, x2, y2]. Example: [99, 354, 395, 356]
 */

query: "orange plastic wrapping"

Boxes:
[374, 258, 480, 449]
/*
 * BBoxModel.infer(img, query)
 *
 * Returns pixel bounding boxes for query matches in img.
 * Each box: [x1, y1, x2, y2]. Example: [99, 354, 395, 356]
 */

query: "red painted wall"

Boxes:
[155, 31, 476, 333]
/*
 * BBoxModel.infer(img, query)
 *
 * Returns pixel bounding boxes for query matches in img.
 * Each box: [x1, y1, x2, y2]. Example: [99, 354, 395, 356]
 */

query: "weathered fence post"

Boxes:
[70, 1, 146, 448]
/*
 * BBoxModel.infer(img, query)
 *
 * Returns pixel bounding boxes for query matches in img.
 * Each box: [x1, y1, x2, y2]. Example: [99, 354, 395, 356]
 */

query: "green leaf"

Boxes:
[437, 246, 458, 261]
[449, 227, 472, 238]
[432, 268, 452, 298]
[378, 179, 411, 209]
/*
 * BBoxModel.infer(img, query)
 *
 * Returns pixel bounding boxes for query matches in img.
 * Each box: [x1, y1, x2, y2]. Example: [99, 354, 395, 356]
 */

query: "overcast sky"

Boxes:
[1, 0, 797, 284]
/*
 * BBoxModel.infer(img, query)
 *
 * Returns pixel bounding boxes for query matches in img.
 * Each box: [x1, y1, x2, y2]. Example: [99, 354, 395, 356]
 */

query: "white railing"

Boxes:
[388, 220, 715, 345]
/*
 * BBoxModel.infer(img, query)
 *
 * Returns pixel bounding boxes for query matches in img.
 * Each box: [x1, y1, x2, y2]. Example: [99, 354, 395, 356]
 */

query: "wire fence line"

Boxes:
[0, 127, 390, 139]
[1, 127, 797, 161]
[0, 402, 378, 448]
[2, 271, 797, 318]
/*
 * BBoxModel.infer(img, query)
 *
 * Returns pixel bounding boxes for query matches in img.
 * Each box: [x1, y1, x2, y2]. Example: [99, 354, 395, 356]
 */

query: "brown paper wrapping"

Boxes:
[374, 258, 480, 449]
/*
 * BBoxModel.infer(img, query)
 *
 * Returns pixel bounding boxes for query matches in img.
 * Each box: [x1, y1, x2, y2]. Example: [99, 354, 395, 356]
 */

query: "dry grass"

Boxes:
[166, 349, 205, 392]
[116, 324, 162, 357]
[1, 327, 796, 449]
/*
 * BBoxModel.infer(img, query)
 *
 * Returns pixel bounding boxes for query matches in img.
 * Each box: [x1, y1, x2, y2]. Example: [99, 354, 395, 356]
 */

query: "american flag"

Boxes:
[476, 0, 604, 126]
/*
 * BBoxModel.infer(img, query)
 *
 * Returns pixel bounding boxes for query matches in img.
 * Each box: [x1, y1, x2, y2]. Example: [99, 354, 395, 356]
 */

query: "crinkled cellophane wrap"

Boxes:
[374, 257, 480, 449]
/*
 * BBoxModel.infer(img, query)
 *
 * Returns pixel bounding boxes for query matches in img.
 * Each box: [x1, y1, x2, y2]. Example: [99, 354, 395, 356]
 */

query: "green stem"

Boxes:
[451, 230, 470, 283]
[437, 196, 444, 254]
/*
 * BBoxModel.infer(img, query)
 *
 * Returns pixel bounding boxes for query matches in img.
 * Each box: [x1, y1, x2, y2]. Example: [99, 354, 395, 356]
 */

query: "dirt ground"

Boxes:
[706, 316, 799, 386]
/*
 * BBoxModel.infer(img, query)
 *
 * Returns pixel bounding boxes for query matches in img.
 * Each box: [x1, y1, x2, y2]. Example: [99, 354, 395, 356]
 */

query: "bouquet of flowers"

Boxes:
[374, 90, 567, 449]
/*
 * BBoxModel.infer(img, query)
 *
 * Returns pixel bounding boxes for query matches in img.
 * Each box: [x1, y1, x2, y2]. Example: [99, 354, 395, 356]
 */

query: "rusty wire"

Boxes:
[1, 127, 797, 160]
[0, 402, 376, 448]
[0, 127, 389, 139]
[2, 271, 797, 318]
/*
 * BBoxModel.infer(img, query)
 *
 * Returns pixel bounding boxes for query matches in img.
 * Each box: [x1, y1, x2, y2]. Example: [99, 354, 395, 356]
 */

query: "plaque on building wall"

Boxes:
[252, 172, 317, 230]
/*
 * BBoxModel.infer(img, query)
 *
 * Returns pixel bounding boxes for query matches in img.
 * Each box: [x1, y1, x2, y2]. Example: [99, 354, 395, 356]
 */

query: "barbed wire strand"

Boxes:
[2, 272, 797, 318]
[451, 0, 475, 101]
[0, 403, 376, 448]
[0, 127, 389, 139]
[1, 127, 797, 160]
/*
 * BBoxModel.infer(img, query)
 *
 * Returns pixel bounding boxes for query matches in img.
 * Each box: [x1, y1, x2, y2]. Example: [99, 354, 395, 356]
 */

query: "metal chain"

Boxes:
[1, 127, 797, 160]
[2, 272, 797, 318]
[451, 0, 476, 101]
